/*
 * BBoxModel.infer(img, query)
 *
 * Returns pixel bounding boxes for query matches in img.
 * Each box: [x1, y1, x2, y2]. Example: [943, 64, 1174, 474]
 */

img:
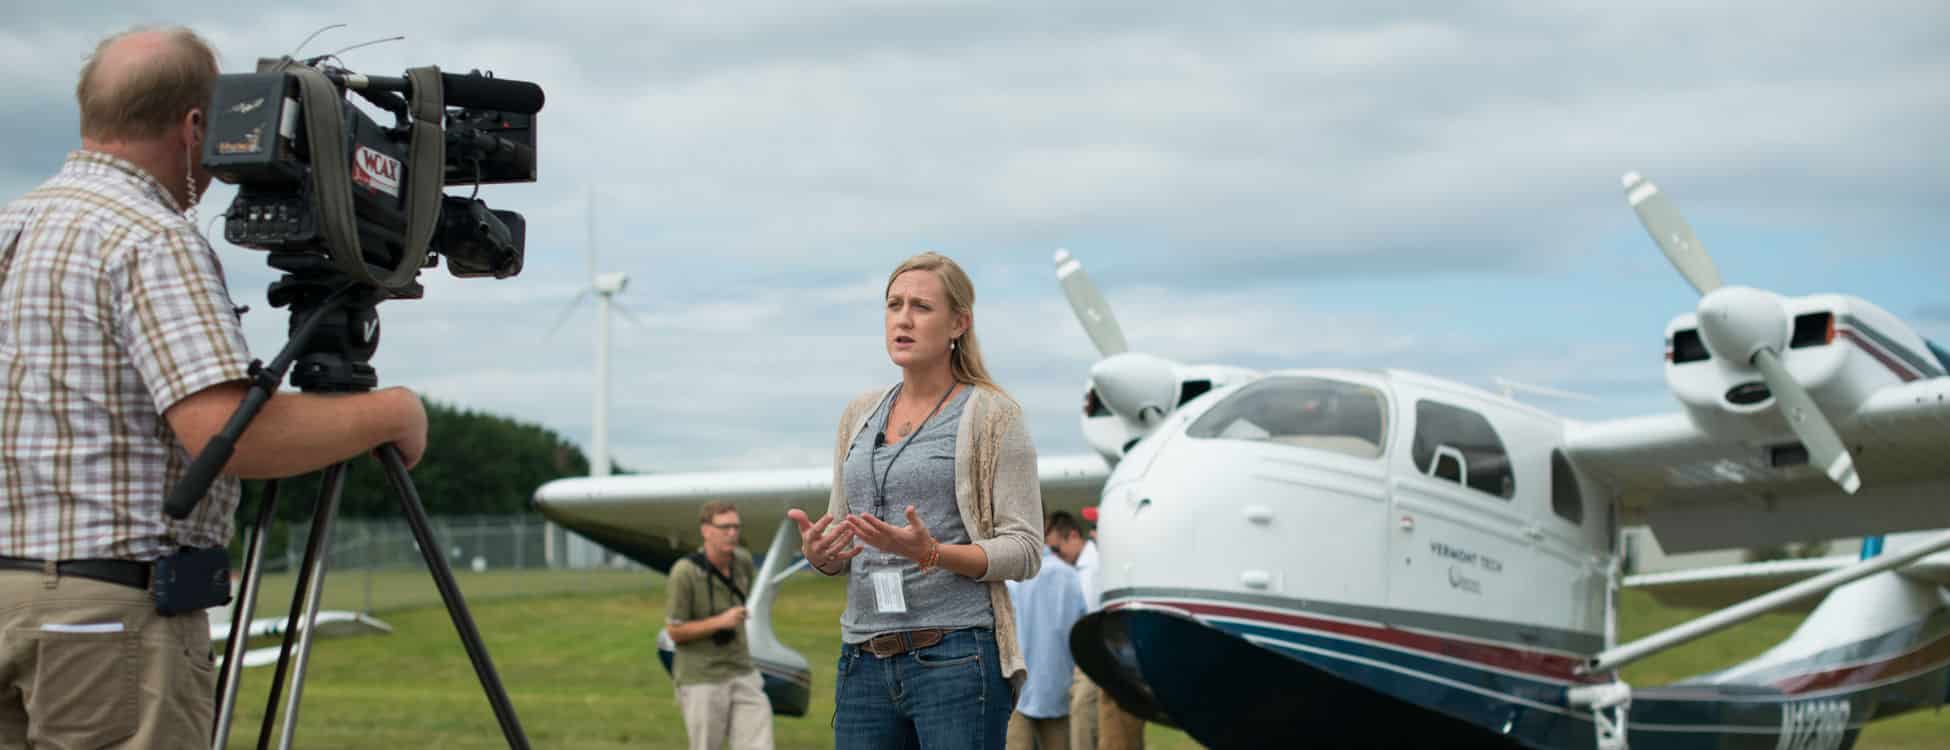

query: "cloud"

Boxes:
[4, 1, 1943, 473]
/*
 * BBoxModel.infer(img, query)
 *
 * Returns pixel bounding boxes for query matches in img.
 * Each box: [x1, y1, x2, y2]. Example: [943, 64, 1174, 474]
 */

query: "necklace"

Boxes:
[895, 385, 953, 437]
[874, 383, 958, 516]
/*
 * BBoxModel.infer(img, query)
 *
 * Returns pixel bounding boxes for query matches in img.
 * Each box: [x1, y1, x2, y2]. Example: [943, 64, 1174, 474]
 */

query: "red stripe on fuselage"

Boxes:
[1837, 328, 1920, 383]
[1773, 628, 1950, 694]
[1121, 599, 1609, 685]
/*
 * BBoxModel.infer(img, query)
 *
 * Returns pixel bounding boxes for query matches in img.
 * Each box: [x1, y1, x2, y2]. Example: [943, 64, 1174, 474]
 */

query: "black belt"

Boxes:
[0, 555, 150, 591]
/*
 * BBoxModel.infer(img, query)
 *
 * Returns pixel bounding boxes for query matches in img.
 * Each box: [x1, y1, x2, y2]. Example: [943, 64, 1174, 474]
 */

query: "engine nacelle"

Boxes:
[1663, 293, 1942, 447]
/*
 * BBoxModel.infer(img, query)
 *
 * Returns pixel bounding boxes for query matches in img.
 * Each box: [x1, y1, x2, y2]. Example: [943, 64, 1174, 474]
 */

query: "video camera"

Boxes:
[201, 58, 544, 292]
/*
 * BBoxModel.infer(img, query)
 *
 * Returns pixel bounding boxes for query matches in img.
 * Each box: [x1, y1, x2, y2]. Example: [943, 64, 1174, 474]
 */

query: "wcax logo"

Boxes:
[352, 145, 402, 198]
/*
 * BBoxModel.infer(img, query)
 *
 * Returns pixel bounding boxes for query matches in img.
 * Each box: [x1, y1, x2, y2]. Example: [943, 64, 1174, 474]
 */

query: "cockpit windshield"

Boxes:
[1185, 376, 1388, 459]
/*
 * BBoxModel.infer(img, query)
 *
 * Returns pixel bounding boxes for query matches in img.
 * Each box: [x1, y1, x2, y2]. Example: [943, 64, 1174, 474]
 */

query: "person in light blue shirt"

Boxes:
[1003, 541, 1087, 750]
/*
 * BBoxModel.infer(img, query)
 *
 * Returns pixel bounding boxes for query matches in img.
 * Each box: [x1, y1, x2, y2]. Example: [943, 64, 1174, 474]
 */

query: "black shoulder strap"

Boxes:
[690, 551, 746, 602]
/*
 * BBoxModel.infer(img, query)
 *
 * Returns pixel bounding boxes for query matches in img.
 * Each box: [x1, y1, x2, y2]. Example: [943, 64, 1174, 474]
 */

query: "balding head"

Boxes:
[77, 26, 219, 142]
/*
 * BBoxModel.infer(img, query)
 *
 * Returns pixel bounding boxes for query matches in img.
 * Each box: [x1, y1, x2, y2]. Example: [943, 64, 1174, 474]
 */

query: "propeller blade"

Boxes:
[544, 290, 591, 341]
[1622, 172, 1723, 296]
[1750, 348, 1861, 494]
[1053, 249, 1129, 357]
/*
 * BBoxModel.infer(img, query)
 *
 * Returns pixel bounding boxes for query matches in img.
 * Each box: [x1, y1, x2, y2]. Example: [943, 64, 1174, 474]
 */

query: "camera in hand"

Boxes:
[711, 628, 737, 646]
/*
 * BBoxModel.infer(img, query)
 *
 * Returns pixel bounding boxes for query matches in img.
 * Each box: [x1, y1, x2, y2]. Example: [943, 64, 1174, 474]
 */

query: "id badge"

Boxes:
[871, 568, 908, 614]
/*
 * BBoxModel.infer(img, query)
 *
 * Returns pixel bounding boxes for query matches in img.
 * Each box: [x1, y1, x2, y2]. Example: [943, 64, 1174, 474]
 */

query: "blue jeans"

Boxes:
[834, 628, 1012, 750]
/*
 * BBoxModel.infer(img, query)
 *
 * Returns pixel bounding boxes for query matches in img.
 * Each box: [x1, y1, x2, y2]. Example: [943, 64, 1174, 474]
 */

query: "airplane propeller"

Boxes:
[1623, 172, 1861, 494]
[1053, 250, 1181, 435]
[1055, 249, 1129, 357]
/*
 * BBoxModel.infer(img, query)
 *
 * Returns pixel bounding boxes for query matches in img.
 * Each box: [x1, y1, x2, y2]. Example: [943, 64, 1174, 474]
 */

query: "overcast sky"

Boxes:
[6, 1, 1945, 476]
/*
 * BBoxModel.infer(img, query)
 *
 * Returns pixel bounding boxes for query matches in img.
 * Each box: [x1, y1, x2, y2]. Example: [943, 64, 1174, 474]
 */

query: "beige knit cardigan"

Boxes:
[824, 383, 1045, 694]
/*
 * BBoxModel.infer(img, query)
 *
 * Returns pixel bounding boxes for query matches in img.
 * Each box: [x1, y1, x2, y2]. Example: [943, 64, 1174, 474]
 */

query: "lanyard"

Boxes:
[874, 383, 957, 518]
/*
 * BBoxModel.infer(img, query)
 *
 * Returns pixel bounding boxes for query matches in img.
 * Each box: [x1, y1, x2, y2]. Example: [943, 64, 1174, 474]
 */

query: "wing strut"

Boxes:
[1583, 527, 1950, 673]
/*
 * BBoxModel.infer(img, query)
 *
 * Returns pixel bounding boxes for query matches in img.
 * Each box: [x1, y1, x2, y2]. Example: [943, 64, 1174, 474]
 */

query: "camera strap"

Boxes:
[260, 58, 446, 292]
[687, 551, 746, 603]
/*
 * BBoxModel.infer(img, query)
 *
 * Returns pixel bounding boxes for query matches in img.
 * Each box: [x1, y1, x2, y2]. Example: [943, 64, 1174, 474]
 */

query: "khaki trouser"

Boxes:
[676, 668, 774, 750]
[1068, 666, 1099, 749]
[1008, 710, 1070, 750]
[1098, 686, 1145, 750]
[0, 568, 215, 750]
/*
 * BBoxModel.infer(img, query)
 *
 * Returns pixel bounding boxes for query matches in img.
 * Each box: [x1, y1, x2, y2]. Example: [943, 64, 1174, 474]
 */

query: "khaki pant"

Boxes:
[1007, 710, 1069, 750]
[1068, 666, 1099, 749]
[1098, 686, 1145, 750]
[0, 568, 215, 750]
[676, 669, 774, 750]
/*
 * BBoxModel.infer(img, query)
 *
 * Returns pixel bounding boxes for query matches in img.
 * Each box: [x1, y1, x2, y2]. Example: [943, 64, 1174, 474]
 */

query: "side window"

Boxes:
[1411, 400, 1515, 499]
[1550, 449, 1583, 525]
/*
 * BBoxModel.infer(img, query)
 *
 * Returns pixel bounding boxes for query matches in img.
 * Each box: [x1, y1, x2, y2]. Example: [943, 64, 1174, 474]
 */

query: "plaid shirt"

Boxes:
[0, 151, 254, 562]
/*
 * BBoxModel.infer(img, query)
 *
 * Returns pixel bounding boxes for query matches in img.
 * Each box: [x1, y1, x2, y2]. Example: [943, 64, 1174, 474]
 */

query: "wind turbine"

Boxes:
[542, 187, 642, 566]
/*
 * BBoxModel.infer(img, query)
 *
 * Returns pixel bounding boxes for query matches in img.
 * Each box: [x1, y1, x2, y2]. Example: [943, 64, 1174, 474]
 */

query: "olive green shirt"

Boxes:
[665, 547, 757, 686]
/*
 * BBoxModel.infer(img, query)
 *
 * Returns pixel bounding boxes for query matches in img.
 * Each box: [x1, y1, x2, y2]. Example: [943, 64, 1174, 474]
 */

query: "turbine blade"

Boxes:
[545, 291, 591, 342]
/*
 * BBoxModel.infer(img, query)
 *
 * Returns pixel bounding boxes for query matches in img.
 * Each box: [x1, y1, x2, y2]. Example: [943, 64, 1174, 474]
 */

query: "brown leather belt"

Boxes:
[862, 628, 949, 658]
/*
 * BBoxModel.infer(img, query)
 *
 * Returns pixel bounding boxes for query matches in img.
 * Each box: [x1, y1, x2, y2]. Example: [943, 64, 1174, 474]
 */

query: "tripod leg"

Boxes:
[213, 479, 280, 749]
[375, 445, 532, 749]
[253, 462, 348, 750]
[275, 461, 349, 750]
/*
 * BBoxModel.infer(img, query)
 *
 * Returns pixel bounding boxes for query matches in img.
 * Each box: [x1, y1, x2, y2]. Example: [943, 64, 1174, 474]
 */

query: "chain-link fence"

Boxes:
[233, 513, 649, 621]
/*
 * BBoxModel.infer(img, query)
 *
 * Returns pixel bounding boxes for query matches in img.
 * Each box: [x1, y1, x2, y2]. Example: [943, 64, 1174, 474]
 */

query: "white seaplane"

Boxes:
[534, 173, 1950, 748]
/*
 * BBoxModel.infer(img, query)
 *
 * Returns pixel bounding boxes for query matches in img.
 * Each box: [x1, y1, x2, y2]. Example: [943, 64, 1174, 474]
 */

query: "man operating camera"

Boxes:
[665, 500, 774, 750]
[0, 25, 427, 747]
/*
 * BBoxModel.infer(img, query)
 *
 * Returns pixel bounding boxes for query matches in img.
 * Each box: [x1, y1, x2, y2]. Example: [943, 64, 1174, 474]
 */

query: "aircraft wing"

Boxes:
[533, 453, 1112, 571]
[210, 611, 395, 645]
[1563, 377, 1950, 554]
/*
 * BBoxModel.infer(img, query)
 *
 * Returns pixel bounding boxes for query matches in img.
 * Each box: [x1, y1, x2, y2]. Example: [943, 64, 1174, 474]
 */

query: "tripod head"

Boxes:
[161, 253, 417, 519]
[264, 252, 420, 393]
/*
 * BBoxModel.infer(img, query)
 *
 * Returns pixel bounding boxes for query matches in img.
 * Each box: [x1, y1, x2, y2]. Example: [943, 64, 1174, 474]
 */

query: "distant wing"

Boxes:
[1564, 378, 1950, 554]
[211, 611, 394, 645]
[533, 453, 1111, 571]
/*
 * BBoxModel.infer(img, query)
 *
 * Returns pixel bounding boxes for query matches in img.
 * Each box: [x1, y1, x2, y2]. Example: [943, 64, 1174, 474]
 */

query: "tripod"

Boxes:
[169, 253, 531, 749]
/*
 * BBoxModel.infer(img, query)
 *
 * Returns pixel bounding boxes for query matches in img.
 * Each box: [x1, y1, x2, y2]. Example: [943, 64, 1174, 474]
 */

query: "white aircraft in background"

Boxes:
[535, 173, 1950, 748]
[208, 578, 393, 669]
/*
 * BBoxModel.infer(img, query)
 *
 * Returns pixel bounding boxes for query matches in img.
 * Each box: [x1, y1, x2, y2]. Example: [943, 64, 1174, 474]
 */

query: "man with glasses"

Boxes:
[665, 501, 773, 749]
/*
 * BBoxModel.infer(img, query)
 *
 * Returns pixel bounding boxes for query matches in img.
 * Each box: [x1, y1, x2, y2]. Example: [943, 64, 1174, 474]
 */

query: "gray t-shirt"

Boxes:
[840, 385, 994, 644]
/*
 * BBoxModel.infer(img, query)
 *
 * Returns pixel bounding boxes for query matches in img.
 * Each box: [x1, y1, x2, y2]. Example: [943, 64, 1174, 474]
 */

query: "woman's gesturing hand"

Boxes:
[788, 508, 862, 574]
[844, 506, 937, 566]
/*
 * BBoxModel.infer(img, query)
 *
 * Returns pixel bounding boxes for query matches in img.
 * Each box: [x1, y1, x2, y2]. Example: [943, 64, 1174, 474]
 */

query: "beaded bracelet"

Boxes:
[918, 539, 941, 571]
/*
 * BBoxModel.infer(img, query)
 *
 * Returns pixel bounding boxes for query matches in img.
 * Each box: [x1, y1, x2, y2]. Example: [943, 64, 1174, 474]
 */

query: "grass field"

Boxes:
[219, 570, 1949, 748]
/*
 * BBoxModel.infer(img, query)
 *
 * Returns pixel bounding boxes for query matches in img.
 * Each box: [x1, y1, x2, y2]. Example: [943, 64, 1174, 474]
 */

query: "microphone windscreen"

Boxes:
[440, 73, 545, 114]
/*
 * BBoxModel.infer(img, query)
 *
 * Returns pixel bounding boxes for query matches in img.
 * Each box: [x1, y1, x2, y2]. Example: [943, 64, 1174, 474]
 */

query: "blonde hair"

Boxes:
[77, 26, 220, 141]
[886, 252, 1006, 396]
